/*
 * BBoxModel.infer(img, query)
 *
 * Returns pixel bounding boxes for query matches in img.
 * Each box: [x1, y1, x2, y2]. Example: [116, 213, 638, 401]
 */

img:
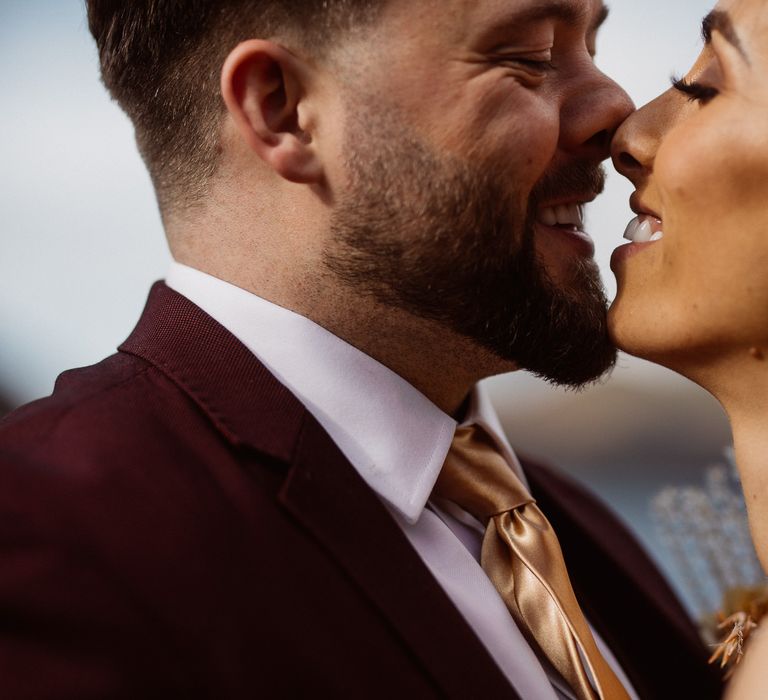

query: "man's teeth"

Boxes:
[538, 203, 585, 229]
[623, 215, 664, 243]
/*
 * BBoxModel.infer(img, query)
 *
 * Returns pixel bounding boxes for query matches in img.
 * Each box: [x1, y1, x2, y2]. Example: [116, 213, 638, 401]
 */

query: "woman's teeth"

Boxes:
[538, 203, 586, 229]
[623, 215, 664, 243]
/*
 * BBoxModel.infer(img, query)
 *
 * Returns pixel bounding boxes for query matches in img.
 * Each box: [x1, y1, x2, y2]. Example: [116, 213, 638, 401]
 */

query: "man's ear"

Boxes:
[221, 40, 323, 185]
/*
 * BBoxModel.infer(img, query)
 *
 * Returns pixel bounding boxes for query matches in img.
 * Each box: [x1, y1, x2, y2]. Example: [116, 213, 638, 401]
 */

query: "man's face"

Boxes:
[324, 0, 634, 387]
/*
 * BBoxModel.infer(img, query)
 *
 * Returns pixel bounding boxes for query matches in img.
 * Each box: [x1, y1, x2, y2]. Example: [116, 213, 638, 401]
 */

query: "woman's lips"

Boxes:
[623, 214, 664, 243]
[611, 214, 664, 272]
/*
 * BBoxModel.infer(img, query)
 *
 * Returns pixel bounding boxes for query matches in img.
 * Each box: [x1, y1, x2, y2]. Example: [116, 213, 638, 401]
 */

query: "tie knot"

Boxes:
[434, 425, 534, 523]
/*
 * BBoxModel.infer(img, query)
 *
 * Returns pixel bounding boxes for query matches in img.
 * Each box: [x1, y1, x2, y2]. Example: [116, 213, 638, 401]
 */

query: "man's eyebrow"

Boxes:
[702, 9, 747, 58]
[487, 1, 609, 35]
[593, 4, 610, 33]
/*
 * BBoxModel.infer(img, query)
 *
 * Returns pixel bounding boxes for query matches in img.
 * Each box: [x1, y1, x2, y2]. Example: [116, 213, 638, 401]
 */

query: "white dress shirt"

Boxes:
[166, 261, 638, 700]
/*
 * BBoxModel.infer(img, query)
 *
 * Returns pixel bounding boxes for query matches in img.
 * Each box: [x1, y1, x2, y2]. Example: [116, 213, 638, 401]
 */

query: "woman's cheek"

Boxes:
[659, 110, 768, 216]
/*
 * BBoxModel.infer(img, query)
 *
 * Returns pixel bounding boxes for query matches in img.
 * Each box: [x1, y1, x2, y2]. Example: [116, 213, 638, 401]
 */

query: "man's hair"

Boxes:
[86, 1, 382, 216]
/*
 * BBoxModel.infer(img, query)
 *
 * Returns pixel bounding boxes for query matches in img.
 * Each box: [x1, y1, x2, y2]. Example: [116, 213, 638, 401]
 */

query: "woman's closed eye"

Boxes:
[671, 76, 720, 105]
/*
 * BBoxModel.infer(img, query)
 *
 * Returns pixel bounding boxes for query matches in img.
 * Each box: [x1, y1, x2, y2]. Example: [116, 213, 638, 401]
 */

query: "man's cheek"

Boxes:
[495, 118, 558, 182]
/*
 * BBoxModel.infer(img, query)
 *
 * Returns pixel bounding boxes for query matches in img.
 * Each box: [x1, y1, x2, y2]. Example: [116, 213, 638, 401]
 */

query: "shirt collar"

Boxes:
[166, 261, 522, 523]
[462, 381, 529, 490]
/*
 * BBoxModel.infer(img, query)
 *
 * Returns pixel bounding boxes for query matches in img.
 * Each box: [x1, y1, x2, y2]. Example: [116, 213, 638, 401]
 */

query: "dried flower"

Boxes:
[650, 453, 767, 650]
[709, 612, 759, 679]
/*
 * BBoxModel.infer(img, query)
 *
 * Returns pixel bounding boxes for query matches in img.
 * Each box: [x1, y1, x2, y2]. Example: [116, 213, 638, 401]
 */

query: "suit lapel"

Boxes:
[121, 283, 517, 699]
[280, 415, 518, 699]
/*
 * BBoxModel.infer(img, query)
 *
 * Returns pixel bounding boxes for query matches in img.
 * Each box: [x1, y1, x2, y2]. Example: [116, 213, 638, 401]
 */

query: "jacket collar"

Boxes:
[120, 282, 517, 699]
[120, 282, 306, 463]
[166, 261, 459, 525]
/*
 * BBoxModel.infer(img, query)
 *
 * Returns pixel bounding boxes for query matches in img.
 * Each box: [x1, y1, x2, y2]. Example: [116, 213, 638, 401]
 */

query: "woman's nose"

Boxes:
[611, 89, 680, 185]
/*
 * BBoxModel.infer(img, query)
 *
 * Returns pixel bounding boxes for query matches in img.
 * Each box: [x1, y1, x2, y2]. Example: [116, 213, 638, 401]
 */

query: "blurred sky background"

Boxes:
[1, 1, 736, 616]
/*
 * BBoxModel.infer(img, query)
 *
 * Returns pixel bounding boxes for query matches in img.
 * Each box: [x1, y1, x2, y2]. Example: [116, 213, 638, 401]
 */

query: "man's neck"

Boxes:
[292, 284, 513, 415]
[171, 256, 513, 415]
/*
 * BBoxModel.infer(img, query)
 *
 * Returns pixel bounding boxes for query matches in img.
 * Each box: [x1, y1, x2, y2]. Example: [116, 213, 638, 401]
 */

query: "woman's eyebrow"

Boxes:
[702, 9, 748, 60]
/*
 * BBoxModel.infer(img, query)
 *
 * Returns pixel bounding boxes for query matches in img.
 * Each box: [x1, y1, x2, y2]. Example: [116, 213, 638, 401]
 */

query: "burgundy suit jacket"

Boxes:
[0, 283, 722, 699]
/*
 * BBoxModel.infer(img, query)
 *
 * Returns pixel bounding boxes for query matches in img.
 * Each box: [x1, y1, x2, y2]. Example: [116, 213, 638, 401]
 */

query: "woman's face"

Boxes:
[609, 0, 768, 368]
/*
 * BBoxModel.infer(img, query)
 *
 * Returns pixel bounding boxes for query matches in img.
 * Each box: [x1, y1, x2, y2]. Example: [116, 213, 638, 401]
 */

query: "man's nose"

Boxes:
[561, 70, 635, 161]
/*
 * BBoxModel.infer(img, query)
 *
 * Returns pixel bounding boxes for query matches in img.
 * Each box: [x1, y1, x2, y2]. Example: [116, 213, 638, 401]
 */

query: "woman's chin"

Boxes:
[607, 303, 739, 394]
[607, 301, 651, 359]
[607, 302, 678, 367]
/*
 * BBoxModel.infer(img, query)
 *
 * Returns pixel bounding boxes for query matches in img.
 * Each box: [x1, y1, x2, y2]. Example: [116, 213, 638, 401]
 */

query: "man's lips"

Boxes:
[537, 202, 586, 228]
[536, 192, 598, 224]
[535, 195, 598, 257]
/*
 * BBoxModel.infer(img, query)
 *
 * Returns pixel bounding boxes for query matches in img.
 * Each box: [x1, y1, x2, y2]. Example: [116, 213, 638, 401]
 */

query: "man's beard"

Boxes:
[324, 109, 616, 388]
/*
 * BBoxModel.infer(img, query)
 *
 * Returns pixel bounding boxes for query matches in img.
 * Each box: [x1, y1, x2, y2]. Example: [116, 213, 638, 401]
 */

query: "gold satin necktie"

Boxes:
[434, 425, 630, 700]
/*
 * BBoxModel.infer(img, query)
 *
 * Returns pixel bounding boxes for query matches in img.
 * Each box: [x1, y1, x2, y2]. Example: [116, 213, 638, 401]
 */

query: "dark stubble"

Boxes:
[324, 108, 616, 388]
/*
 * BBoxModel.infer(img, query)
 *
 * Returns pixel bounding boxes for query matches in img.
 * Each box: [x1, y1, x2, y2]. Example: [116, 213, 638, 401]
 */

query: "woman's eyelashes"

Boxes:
[671, 76, 720, 105]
